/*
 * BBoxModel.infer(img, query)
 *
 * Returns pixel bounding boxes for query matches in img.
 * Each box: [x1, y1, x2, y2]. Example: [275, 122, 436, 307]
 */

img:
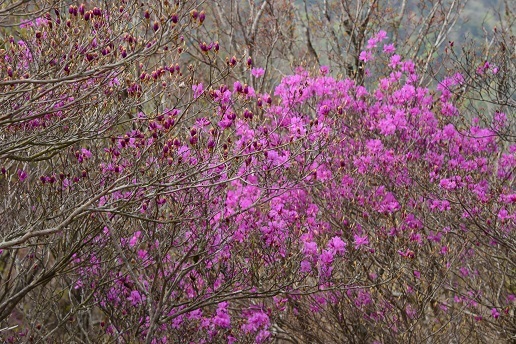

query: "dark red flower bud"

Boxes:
[244, 109, 253, 119]
[247, 56, 252, 67]
[84, 11, 91, 21]
[190, 9, 199, 20]
[144, 10, 150, 19]
[93, 7, 101, 16]
[153, 21, 159, 31]
[171, 13, 178, 24]
[199, 11, 205, 24]
[79, 4, 85, 16]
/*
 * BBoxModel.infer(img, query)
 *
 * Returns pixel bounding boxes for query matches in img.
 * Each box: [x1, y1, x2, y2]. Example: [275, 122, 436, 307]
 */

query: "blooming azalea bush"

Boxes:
[0, 1, 515, 343]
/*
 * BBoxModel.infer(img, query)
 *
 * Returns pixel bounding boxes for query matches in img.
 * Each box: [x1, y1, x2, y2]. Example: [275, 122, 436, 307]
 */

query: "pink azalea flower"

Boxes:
[383, 43, 395, 54]
[192, 82, 204, 98]
[251, 67, 265, 78]
[353, 234, 369, 249]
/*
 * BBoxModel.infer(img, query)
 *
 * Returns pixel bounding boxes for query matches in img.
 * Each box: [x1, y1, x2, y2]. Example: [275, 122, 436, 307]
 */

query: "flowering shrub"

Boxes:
[0, 0, 514, 343]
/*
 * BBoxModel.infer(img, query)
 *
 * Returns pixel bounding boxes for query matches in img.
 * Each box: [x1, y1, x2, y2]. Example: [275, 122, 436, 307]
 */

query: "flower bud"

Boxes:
[247, 56, 252, 68]
[244, 109, 253, 119]
[153, 21, 159, 32]
[171, 13, 178, 24]
[190, 9, 199, 20]
[79, 4, 85, 16]
[234, 81, 243, 93]
[144, 10, 150, 19]
[199, 11, 205, 24]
